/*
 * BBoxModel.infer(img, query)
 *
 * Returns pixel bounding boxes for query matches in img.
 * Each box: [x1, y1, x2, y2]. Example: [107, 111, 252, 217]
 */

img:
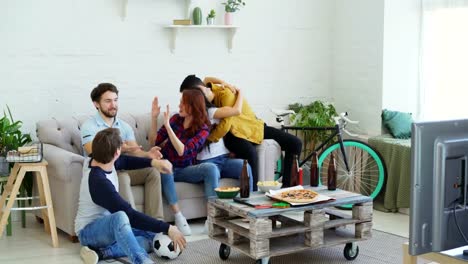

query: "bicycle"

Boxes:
[271, 110, 386, 209]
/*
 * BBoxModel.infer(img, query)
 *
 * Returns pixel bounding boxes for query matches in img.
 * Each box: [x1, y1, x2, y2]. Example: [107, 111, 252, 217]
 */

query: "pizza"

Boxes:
[273, 189, 319, 203]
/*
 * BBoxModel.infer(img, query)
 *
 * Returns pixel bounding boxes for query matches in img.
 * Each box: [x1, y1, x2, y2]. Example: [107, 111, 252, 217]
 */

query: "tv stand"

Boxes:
[403, 242, 468, 264]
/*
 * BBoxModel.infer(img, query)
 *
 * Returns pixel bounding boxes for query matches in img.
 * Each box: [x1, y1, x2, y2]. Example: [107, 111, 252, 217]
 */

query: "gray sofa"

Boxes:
[35, 113, 281, 237]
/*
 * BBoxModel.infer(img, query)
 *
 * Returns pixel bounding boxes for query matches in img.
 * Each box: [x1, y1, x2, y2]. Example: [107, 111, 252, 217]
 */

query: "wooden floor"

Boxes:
[0, 210, 409, 263]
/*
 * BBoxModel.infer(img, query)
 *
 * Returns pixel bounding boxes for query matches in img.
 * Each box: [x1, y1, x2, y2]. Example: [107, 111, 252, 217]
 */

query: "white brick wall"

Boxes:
[331, 0, 385, 137]
[0, 0, 333, 137]
[0, 0, 420, 139]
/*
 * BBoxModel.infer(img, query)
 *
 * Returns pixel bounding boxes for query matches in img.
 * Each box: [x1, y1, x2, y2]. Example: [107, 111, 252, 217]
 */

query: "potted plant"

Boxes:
[288, 100, 338, 158]
[0, 106, 32, 226]
[0, 106, 32, 189]
[222, 0, 246, 25]
[207, 9, 216, 25]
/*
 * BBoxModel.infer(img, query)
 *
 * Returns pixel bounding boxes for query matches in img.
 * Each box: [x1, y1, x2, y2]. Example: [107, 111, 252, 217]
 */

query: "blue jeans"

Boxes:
[161, 162, 219, 205]
[78, 211, 155, 264]
[199, 154, 253, 192]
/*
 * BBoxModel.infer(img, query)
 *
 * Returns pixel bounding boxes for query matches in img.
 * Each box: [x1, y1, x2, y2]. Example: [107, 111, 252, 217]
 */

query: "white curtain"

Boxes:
[423, 0, 468, 10]
[419, 0, 468, 120]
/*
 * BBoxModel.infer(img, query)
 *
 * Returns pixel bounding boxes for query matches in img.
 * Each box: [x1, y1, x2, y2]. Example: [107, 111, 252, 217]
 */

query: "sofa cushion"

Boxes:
[382, 109, 413, 139]
[118, 113, 153, 151]
[37, 118, 84, 155]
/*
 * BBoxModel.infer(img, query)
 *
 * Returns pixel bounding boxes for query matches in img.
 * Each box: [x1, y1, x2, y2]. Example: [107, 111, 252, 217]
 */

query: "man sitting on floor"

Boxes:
[75, 128, 186, 264]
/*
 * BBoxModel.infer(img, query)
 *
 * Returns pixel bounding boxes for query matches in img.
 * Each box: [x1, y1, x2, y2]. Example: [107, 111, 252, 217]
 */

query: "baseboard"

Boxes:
[398, 208, 410, 215]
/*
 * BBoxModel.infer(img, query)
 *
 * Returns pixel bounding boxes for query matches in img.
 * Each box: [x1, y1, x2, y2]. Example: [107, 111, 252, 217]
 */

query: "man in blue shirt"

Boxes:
[81, 83, 164, 220]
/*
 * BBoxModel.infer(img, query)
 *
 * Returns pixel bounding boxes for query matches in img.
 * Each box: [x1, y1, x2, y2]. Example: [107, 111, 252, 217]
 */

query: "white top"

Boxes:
[197, 107, 230, 160]
[74, 158, 119, 234]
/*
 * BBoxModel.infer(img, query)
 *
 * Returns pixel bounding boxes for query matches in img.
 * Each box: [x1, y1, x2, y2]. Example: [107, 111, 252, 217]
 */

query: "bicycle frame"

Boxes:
[282, 124, 351, 172]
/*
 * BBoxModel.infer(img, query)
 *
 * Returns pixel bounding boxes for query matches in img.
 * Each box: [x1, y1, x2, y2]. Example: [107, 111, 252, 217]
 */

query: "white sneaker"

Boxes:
[80, 246, 98, 264]
[175, 216, 192, 236]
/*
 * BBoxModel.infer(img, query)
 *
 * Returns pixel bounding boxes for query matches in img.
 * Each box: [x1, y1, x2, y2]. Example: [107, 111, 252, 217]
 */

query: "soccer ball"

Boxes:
[152, 232, 181, 260]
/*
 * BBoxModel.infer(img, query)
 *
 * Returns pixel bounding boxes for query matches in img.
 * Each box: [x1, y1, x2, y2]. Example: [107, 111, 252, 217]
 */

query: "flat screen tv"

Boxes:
[410, 119, 468, 256]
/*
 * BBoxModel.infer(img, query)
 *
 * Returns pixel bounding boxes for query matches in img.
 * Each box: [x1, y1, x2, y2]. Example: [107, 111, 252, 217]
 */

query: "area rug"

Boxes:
[107, 230, 408, 264]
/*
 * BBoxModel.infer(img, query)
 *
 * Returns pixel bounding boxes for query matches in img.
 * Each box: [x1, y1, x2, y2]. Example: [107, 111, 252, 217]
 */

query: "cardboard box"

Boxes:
[173, 19, 191, 25]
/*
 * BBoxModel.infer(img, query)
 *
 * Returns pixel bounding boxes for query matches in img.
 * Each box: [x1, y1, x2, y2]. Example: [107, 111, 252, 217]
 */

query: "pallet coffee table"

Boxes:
[208, 186, 373, 264]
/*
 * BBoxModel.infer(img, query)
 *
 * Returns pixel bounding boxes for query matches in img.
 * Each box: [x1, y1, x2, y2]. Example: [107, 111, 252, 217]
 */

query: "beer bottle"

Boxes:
[290, 154, 299, 187]
[310, 152, 319, 187]
[240, 160, 250, 198]
[327, 153, 337, 190]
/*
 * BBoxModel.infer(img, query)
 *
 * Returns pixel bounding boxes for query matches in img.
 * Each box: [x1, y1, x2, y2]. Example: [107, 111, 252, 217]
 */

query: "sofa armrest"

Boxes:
[256, 139, 281, 182]
[43, 143, 85, 183]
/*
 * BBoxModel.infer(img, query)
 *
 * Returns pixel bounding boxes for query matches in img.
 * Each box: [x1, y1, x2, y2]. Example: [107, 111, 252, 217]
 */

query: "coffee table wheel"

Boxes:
[255, 258, 271, 264]
[219, 243, 230, 260]
[344, 243, 359, 260]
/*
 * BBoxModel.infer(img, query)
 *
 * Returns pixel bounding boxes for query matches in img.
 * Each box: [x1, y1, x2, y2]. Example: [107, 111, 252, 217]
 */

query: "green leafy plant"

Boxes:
[0, 106, 33, 197]
[288, 100, 338, 158]
[0, 107, 31, 157]
[208, 9, 216, 18]
[222, 0, 246, 12]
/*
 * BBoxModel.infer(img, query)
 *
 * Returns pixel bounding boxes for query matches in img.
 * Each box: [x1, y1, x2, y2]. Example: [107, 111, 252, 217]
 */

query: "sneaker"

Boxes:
[175, 216, 192, 236]
[80, 246, 98, 264]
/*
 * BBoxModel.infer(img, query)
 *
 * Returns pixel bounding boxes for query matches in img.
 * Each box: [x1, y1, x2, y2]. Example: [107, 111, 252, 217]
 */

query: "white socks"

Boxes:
[174, 211, 192, 236]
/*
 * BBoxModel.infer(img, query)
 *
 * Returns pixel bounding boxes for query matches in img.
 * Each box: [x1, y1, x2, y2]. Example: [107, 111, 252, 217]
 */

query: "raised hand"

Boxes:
[151, 97, 161, 119]
[168, 225, 187, 252]
[163, 104, 170, 128]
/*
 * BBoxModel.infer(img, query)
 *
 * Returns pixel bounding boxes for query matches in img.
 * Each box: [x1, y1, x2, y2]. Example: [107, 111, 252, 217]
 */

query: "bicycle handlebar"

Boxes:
[270, 109, 295, 117]
[271, 110, 360, 134]
[340, 112, 359, 124]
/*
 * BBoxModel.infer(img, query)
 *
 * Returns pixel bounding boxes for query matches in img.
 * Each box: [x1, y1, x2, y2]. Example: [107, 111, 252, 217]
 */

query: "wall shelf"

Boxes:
[164, 25, 239, 53]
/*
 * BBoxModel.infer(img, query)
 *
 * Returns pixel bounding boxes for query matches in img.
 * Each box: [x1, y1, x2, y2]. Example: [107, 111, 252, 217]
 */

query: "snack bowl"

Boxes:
[257, 181, 282, 192]
[215, 186, 240, 199]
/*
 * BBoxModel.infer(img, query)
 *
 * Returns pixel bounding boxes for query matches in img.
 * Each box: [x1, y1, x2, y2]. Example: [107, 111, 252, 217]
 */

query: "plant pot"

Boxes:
[207, 17, 215, 25]
[224, 12, 234, 25]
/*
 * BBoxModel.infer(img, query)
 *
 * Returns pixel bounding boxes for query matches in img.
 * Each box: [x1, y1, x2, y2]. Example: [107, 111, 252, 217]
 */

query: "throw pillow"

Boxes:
[381, 109, 413, 139]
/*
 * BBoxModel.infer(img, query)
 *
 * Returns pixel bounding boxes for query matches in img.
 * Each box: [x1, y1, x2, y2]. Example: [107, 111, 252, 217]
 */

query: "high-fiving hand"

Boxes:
[163, 105, 171, 128]
[152, 97, 161, 119]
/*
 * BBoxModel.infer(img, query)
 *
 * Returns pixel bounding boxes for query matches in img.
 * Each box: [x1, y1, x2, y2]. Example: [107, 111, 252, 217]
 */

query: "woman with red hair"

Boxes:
[149, 89, 217, 236]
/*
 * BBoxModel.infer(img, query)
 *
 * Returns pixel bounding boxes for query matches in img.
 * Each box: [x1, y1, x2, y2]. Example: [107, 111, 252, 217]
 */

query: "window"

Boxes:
[420, 6, 468, 120]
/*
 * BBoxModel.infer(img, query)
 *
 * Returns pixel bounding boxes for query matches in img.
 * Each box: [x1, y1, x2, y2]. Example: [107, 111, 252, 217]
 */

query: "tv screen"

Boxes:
[410, 119, 468, 256]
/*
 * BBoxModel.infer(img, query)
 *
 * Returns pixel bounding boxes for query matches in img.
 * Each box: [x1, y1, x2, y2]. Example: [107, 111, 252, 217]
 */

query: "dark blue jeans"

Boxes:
[78, 211, 155, 264]
[161, 162, 219, 205]
[198, 154, 253, 192]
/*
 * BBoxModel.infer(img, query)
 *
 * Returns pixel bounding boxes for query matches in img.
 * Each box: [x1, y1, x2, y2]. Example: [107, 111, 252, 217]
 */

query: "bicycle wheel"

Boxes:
[318, 140, 386, 208]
